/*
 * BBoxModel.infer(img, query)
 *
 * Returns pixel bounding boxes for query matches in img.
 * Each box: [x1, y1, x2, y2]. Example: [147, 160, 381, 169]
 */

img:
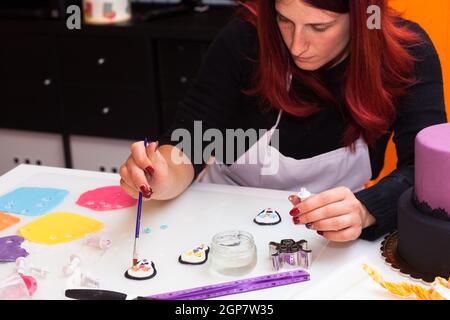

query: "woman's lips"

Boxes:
[296, 56, 315, 61]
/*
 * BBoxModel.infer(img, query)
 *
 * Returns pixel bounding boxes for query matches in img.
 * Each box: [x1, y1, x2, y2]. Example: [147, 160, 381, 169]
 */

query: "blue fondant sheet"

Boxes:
[0, 187, 69, 216]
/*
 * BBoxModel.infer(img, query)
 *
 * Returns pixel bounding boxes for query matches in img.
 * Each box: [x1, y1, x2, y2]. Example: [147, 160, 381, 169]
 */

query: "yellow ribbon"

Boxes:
[363, 264, 449, 300]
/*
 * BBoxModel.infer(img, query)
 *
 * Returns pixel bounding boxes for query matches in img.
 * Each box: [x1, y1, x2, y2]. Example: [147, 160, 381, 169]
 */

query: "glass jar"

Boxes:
[209, 230, 257, 276]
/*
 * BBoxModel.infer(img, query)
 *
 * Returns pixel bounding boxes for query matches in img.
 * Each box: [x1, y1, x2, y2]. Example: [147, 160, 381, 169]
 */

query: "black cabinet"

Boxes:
[63, 85, 158, 139]
[1, 34, 62, 132]
[157, 39, 208, 130]
[58, 32, 158, 140]
[0, 6, 234, 167]
[59, 35, 151, 86]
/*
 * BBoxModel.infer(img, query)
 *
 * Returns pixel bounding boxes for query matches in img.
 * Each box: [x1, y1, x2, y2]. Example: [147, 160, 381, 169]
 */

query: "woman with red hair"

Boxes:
[120, 0, 446, 242]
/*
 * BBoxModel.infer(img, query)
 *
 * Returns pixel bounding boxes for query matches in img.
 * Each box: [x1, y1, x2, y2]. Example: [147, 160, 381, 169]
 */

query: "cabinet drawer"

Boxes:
[1, 35, 61, 132]
[59, 35, 151, 86]
[70, 135, 133, 173]
[0, 129, 65, 175]
[62, 86, 159, 140]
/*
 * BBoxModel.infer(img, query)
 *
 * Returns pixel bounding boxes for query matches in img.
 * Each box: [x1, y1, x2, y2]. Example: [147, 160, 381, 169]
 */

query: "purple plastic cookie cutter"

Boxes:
[269, 239, 312, 271]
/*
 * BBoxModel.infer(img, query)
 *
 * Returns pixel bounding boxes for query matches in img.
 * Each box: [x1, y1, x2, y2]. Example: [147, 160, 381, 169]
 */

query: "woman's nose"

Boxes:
[290, 28, 310, 57]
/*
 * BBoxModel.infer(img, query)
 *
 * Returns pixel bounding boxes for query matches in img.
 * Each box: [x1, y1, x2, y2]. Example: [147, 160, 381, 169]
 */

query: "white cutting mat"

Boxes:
[0, 165, 388, 300]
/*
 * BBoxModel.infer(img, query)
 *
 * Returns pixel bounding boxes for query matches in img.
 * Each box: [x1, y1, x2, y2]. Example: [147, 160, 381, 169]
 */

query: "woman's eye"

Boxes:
[312, 25, 329, 32]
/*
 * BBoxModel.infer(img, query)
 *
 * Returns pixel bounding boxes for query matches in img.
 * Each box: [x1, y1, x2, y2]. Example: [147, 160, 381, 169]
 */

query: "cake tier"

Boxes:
[415, 123, 450, 219]
[398, 188, 450, 278]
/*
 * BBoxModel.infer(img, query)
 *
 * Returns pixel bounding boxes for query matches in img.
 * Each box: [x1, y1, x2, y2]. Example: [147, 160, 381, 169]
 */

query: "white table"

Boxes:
[0, 165, 412, 300]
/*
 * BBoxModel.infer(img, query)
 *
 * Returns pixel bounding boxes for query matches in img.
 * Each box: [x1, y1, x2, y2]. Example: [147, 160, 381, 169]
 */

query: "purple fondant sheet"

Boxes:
[0, 235, 29, 262]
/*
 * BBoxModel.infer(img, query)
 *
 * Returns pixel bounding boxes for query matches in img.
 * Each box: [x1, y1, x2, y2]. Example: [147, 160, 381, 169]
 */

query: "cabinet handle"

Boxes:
[43, 79, 52, 86]
[97, 58, 106, 65]
[101, 107, 110, 115]
[180, 76, 188, 84]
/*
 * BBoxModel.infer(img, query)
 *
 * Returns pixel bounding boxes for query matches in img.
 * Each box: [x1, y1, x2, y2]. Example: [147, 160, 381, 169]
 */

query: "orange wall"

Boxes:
[375, 0, 449, 182]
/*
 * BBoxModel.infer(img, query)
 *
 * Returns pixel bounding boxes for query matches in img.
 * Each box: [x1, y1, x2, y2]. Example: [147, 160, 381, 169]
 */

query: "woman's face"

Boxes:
[275, 0, 350, 71]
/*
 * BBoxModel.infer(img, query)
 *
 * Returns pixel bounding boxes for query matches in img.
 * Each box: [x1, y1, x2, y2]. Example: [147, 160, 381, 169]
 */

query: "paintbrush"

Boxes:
[132, 138, 149, 266]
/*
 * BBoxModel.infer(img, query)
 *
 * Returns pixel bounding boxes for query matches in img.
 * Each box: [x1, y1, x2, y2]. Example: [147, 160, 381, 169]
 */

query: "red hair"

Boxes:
[237, 0, 422, 146]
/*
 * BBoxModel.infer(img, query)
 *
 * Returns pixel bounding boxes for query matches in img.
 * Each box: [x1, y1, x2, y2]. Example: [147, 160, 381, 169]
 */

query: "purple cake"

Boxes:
[397, 123, 450, 278]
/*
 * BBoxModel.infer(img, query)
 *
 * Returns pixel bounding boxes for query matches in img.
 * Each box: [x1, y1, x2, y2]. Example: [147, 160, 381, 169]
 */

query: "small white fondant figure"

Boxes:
[179, 244, 210, 265]
[124, 259, 157, 281]
[254, 208, 282, 226]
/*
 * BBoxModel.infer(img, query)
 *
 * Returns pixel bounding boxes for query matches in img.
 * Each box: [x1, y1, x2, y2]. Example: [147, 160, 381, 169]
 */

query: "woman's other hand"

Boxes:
[289, 187, 376, 242]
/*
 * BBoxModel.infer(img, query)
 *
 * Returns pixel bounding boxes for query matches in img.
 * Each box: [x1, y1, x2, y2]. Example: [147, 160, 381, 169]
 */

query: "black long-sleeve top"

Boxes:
[160, 17, 447, 241]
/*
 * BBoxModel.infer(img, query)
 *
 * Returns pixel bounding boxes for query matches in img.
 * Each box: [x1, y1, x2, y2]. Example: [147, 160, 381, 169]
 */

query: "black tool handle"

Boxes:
[65, 289, 128, 300]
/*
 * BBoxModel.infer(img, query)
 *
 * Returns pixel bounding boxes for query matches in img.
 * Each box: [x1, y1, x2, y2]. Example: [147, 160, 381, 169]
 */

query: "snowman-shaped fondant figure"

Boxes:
[179, 244, 210, 265]
[254, 208, 282, 226]
[124, 259, 157, 281]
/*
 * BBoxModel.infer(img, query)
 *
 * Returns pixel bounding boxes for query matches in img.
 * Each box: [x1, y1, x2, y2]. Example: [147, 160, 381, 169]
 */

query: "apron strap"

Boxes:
[273, 110, 283, 130]
[267, 110, 283, 147]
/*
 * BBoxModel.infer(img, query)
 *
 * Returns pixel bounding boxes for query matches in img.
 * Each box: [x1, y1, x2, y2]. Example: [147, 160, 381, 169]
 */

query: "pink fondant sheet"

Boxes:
[76, 186, 137, 211]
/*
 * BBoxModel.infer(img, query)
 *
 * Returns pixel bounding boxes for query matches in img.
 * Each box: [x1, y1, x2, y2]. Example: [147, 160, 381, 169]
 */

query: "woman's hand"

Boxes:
[288, 187, 376, 242]
[119, 141, 170, 200]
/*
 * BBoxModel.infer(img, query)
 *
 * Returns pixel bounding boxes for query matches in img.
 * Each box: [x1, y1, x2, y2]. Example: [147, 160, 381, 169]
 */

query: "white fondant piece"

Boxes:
[179, 244, 210, 265]
[297, 188, 312, 201]
[254, 208, 281, 225]
[124, 259, 156, 280]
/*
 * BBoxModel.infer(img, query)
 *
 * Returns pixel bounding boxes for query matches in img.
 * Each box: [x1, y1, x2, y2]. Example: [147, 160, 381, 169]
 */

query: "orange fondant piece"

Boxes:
[0, 212, 20, 231]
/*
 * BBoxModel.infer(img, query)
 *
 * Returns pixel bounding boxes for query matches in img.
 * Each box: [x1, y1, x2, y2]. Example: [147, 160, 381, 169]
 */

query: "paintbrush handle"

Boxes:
[134, 192, 144, 239]
[133, 138, 149, 260]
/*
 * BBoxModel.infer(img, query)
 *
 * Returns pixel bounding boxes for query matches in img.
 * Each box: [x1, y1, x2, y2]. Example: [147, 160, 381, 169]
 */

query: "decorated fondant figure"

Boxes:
[254, 208, 282, 226]
[124, 259, 157, 280]
[179, 244, 210, 265]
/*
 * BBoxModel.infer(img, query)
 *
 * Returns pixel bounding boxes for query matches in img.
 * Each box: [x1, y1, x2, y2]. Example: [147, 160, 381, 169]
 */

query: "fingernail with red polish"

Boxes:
[293, 216, 301, 225]
[140, 185, 153, 199]
[140, 185, 150, 195]
[145, 166, 155, 176]
[288, 195, 301, 205]
[289, 207, 300, 216]
[306, 223, 313, 229]
[317, 231, 324, 236]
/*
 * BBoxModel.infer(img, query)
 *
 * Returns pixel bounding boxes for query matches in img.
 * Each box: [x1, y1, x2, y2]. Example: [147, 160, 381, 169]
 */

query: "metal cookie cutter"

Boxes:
[269, 239, 312, 271]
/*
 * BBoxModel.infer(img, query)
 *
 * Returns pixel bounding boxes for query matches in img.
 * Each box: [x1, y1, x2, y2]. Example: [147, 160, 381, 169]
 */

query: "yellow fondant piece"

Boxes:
[18, 212, 103, 245]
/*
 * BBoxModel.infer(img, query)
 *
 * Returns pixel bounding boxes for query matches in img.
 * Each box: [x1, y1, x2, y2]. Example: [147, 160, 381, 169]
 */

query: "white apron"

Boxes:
[198, 110, 372, 193]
